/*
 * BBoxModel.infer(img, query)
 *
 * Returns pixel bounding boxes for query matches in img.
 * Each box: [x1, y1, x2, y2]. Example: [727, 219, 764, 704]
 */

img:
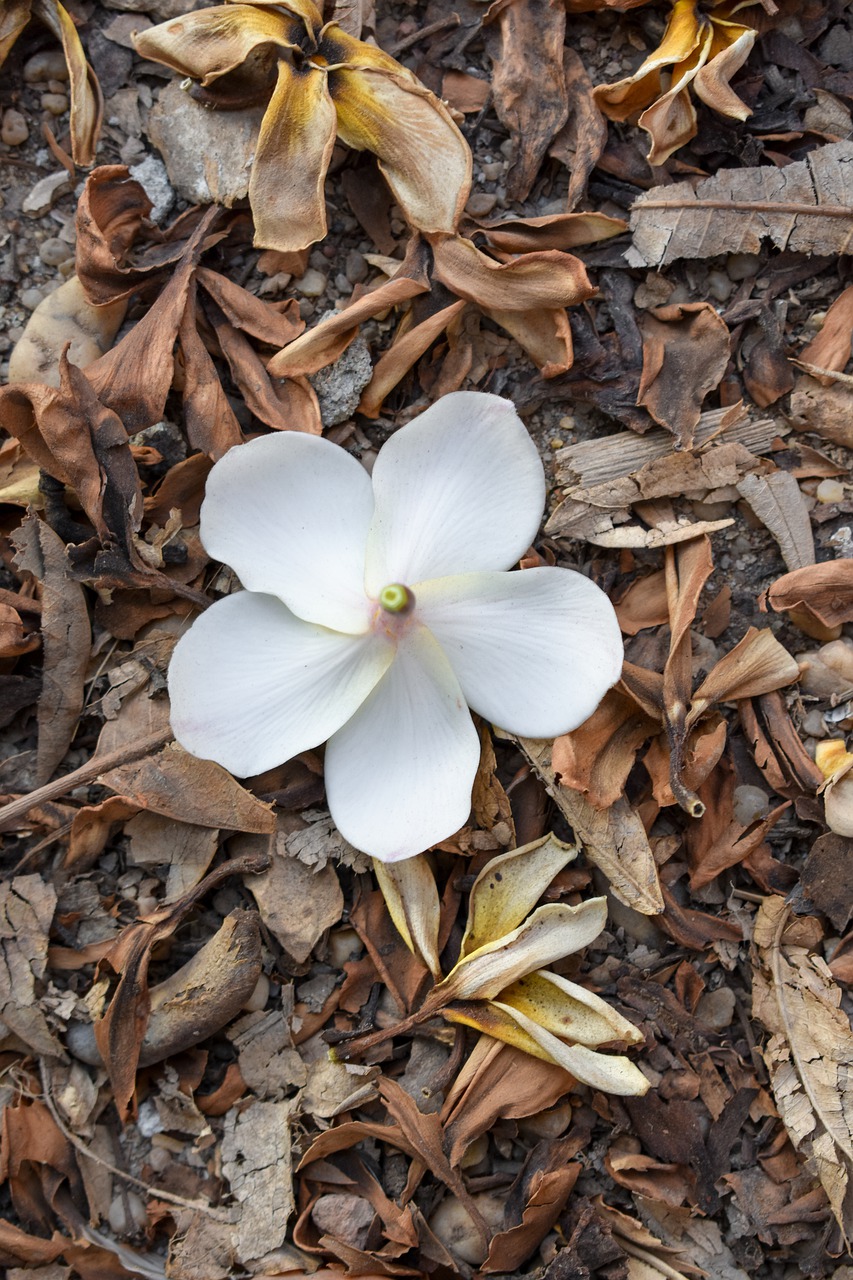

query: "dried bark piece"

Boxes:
[752, 895, 853, 1246]
[12, 514, 91, 787]
[221, 1099, 296, 1264]
[628, 141, 853, 268]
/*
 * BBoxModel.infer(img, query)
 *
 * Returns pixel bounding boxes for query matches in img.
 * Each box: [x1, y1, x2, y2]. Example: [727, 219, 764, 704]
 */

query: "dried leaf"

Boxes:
[459, 834, 579, 958]
[373, 855, 442, 978]
[0, 874, 63, 1056]
[764, 561, 853, 631]
[628, 142, 853, 267]
[238, 823, 344, 962]
[637, 303, 730, 450]
[12, 514, 91, 786]
[736, 470, 815, 571]
[552, 690, 659, 811]
[431, 233, 594, 313]
[752, 895, 853, 1245]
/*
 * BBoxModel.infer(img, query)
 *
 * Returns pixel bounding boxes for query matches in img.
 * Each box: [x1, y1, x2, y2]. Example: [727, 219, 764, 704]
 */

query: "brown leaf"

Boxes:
[549, 47, 609, 210]
[483, 0, 568, 201]
[237, 823, 344, 963]
[552, 689, 658, 811]
[99, 742, 276, 833]
[12, 514, 91, 786]
[737, 470, 815, 571]
[637, 303, 730, 449]
[431, 233, 594, 313]
[0, 874, 63, 1057]
[801, 285, 853, 380]
[628, 141, 853, 267]
[764, 560, 853, 631]
[358, 300, 466, 417]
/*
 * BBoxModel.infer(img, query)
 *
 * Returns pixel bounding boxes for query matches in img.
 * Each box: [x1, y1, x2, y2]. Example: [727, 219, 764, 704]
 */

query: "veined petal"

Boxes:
[373, 856, 442, 977]
[417, 567, 623, 738]
[0, 0, 31, 70]
[323, 25, 472, 234]
[324, 624, 480, 861]
[250, 59, 337, 251]
[364, 391, 545, 593]
[200, 433, 374, 633]
[638, 30, 712, 165]
[438, 898, 608, 1001]
[168, 591, 393, 777]
[592, 0, 705, 120]
[460, 834, 579, 959]
[490, 1001, 650, 1096]
[499, 970, 644, 1047]
[133, 5, 299, 84]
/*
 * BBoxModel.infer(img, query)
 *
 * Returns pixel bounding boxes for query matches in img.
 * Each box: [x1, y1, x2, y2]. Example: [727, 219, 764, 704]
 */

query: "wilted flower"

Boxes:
[360, 836, 649, 1094]
[134, 0, 472, 252]
[593, 0, 759, 164]
[169, 391, 624, 860]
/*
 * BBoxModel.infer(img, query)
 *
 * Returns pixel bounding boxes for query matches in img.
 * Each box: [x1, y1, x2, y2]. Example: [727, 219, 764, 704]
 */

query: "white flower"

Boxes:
[168, 392, 624, 861]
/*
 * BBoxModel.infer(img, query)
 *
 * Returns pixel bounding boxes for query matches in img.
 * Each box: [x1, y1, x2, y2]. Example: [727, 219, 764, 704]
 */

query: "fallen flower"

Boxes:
[816, 739, 853, 838]
[168, 392, 624, 860]
[347, 836, 649, 1094]
[134, 0, 472, 252]
[593, 0, 760, 165]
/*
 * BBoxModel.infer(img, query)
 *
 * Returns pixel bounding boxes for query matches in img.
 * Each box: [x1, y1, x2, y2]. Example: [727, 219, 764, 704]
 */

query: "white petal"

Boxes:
[417, 567, 623, 737]
[324, 624, 480, 861]
[364, 391, 545, 594]
[201, 433, 374, 633]
[168, 592, 393, 776]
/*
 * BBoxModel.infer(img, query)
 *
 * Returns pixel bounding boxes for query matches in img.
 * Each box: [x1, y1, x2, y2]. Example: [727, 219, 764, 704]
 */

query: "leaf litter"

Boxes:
[2, 0, 853, 1275]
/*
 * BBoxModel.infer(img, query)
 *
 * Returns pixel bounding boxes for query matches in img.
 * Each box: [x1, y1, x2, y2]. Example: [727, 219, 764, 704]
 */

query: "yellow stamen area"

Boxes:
[378, 583, 413, 614]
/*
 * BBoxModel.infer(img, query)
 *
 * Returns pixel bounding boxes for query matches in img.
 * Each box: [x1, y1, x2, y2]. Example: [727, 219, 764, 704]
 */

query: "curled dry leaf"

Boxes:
[372, 855, 442, 979]
[0, 0, 103, 165]
[752, 895, 853, 1245]
[763, 560, 853, 639]
[628, 141, 853, 268]
[134, 1, 472, 251]
[594, 0, 758, 164]
[736, 470, 815, 572]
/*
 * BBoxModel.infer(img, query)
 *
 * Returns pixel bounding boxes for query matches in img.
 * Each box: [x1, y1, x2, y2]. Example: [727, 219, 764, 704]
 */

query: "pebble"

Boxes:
[129, 154, 175, 224]
[707, 268, 734, 302]
[38, 236, 72, 267]
[345, 249, 367, 284]
[696, 985, 736, 1031]
[481, 161, 502, 180]
[466, 192, 498, 217]
[41, 93, 69, 116]
[732, 784, 770, 825]
[817, 478, 845, 503]
[24, 49, 69, 83]
[1, 109, 28, 146]
[726, 251, 761, 281]
[295, 267, 328, 297]
[20, 288, 45, 311]
[108, 1191, 148, 1235]
[242, 972, 269, 1012]
[22, 170, 72, 216]
[801, 708, 828, 738]
[335, 272, 352, 295]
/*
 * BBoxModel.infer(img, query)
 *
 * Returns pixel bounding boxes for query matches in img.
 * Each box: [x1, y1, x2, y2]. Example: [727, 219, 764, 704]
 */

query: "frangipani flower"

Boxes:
[593, 0, 758, 165]
[361, 836, 649, 1094]
[134, 0, 472, 252]
[168, 392, 623, 860]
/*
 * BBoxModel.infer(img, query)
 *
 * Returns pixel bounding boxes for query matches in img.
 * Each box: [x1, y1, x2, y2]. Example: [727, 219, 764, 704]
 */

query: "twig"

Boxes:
[387, 13, 461, 54]
[39, 1059, 232, 1223]
[0, 728, 173, 832]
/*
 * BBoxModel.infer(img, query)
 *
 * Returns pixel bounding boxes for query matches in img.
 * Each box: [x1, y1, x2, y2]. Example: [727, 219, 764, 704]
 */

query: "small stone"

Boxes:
[22, 170, 73, 216]
[696, 986, 736, 1031]
[335, 272, 353, 295]
[344, 249, 368, 284]
[41, 93, 69, 116]
[732, 784, 769, 826]
[1, 109, 28, 146]
[129, 154, 175, 224]
[24, 49, 68, 84]
[108, 1190, 148, 1234]
[817, 478, 845, 504]
[634, 272, 674, 309]
[309, 334, 372, 425]
[298, 298, 315, 319]
[707, 268, 733, 303]
[727, 251, 761, 281]
[801, 708, 828, 738]
[311, 1193, 374, 1249]
[295, 267, 328, 297]
[481, 161, 502, 180]
[103, 12, 153, 48]
[466, 192, 498, 217]
[20, 288, 45, 311]
[147, 79, 263, 207]
[38, 236, 72, 267]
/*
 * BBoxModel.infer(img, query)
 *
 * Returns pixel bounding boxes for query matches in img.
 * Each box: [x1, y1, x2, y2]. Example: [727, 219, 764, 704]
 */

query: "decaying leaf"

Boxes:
[763, 560, 853, 637]
[637, 303, 730, 449]
[628, 142, 853, 267]
[0, 875, 63, 1057]
[221, 1099, 296, 1264]
[752, 895, 853, 1245]
[736, 470, 815, 571]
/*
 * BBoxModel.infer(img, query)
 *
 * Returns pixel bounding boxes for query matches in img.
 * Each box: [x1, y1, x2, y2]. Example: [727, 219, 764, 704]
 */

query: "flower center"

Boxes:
[378, 583, 415, 615]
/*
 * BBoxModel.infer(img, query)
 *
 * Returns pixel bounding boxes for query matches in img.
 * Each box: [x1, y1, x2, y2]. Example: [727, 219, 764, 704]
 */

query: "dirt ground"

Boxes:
[2, 0, 853, 1277]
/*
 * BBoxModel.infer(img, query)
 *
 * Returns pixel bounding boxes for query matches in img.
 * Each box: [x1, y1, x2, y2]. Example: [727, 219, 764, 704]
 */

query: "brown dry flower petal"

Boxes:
[134, 0, 472, 251]
[0, 0, 103, 165]
[593, 0, 760, 164]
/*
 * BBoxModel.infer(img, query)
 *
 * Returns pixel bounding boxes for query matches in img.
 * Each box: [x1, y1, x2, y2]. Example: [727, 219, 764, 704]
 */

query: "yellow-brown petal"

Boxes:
[693, 20, 755, 119]
[234, 0, 323, 36]
[250, 59, 338, 252]
[593, 0, 706, 120]
[34, 0, 103, 166]
[0, 0, 31, 68]
[133, 4, 298, 85]
[637, 28, 713, 165]
[323, 25, 472, 234]
[431, 234, 594, 313]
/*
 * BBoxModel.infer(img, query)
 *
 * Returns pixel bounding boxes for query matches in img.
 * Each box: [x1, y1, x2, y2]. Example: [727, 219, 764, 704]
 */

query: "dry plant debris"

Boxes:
[2, 0, 853, 1274]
